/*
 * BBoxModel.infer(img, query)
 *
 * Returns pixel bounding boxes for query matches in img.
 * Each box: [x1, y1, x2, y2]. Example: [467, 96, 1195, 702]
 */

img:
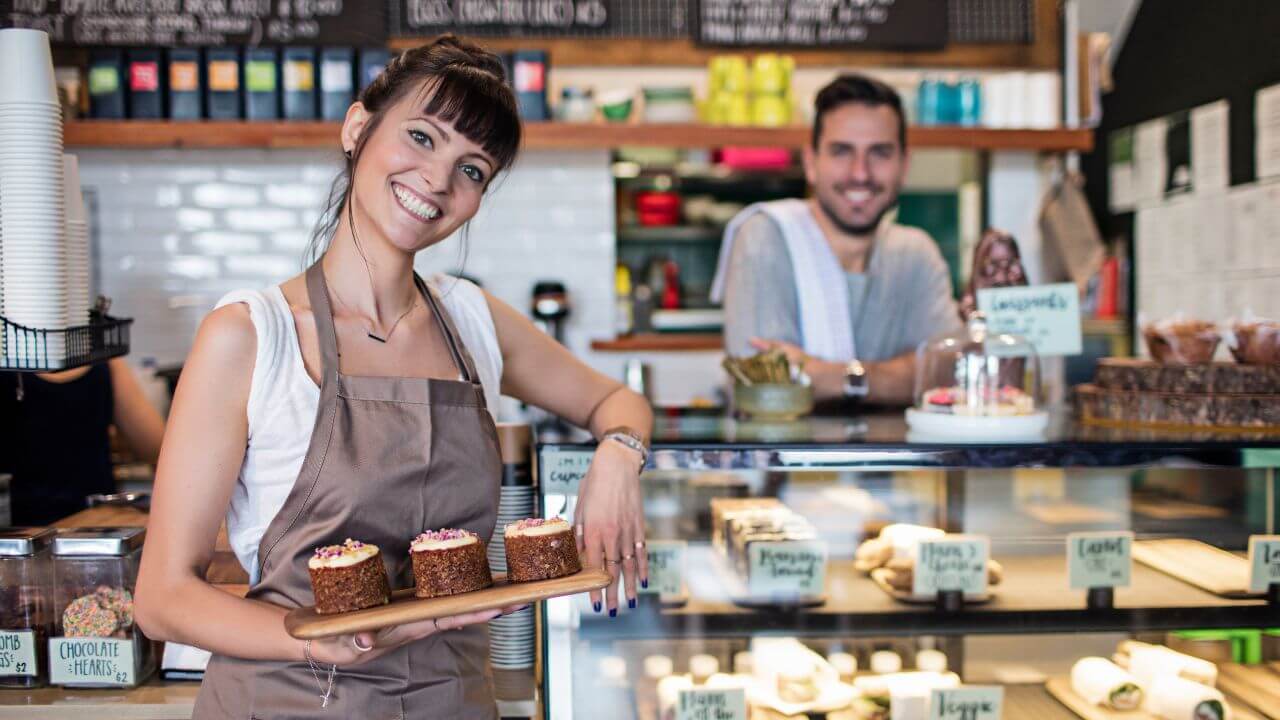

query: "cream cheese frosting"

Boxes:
[505, 517, 572, 538]
[308, 538, 380, 569]
[411, 528, 479, 552]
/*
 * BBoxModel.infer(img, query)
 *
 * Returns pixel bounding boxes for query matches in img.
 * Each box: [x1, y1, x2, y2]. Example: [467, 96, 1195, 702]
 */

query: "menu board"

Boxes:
[392, 0, 688, 38]
[0, 0, 386, 47]
[693, 0, 947, 49]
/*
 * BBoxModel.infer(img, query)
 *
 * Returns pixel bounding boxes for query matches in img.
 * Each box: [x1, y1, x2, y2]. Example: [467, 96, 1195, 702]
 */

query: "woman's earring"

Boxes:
[344, 148, 353, 160]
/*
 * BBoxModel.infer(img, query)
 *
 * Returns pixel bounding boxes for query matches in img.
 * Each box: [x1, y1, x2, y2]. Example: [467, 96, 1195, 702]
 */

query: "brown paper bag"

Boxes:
[1040, 172, 1105, 290]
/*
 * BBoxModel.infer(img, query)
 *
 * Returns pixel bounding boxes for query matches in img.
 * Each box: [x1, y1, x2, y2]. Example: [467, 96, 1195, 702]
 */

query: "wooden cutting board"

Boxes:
[869, 568, 993, 605]
[285, 568, 610, 640]
[1219, 664, 1280, 719]
[1132, 539, 1257, 598]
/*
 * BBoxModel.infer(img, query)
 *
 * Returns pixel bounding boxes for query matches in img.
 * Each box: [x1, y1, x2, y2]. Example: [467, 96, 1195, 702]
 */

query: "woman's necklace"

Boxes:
[329, 281, 418, 344]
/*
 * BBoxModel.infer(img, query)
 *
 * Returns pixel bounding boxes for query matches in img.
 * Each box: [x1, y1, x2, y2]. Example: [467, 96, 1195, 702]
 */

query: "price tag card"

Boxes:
[977, 282, 1083, 357]
[1248, 535, 1280, 593]
[641, 540, 686, 597]
[0, 631, 37, 677]
[1068, 531, 1133, 589]
[539, 448, 593, 496]
[677, 687, 747, 720]
[49, 637, 135, 686]
[748, 541, 827, 597]
[931, 686, 1004, 720]
[913, 536, 989, 596]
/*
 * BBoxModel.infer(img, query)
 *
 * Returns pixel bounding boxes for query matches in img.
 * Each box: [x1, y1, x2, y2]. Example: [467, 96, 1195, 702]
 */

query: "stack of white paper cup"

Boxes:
[63, 154, 91, 326]
[0, 29, 68, 367]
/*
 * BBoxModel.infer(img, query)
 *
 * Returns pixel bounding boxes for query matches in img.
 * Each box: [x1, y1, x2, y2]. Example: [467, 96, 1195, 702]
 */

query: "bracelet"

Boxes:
[601, 427, 649, 468]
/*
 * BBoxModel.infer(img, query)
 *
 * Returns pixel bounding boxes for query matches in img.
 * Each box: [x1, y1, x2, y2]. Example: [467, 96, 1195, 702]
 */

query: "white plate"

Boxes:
[905, 408, 1050, 442]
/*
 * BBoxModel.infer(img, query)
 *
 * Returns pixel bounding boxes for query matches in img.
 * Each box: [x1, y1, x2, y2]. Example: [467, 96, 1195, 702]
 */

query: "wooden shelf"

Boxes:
[591, 333, 722, 352]
[65, 121, 1093, 152]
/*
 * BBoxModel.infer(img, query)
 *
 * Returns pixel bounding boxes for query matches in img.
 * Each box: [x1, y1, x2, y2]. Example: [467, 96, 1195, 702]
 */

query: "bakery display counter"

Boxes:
[0, 679, 197, 719]
[537, 410, 1280, 719]
[576, 554, 1275, 641]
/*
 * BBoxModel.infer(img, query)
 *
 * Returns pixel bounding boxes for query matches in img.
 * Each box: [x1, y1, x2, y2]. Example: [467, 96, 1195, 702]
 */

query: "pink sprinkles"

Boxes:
[513, 517, 567, 530]
[313, 538, 369, 559]
[414, 528, 475, 543]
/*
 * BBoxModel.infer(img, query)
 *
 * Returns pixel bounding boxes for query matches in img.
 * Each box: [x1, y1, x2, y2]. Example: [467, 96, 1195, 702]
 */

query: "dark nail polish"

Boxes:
[628, 598, 636, 609]
[593, 601, 601, 613]
[609, 608, 617, 618]
[641, 578, 649, 589]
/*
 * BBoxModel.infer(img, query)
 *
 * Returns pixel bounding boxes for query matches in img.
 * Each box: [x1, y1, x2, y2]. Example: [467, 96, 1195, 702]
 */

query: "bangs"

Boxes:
[414, 67, 521, 172]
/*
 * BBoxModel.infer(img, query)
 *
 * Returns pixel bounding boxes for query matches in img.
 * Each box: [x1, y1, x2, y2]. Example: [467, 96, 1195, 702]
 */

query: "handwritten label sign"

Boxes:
[1068, 531, 1133, 589]
[913, 536, 989, 596]
[0, 631, 37, 677]
[49, 637, 135, 686]
[1248, 535, 1280, 593]
[642, 540, 686, 598]
[695, 0, 946, 49]
[539, 448, 592, 496]
[677, 687, 747, 720]
[748, 541, 827, 597]
[931, 686, 1004, 720]
[977, 282, 1083, 357]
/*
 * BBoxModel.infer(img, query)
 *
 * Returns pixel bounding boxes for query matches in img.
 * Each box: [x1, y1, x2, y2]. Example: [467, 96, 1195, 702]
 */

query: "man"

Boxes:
[712, 74, 961, 406]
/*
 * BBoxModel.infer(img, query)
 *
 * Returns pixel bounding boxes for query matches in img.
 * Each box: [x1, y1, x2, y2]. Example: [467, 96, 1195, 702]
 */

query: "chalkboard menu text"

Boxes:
[694, 0, 947, 49]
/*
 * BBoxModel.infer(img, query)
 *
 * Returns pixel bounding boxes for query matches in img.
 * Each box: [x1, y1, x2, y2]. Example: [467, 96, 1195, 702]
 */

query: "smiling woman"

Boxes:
[134, 35, 652, 720]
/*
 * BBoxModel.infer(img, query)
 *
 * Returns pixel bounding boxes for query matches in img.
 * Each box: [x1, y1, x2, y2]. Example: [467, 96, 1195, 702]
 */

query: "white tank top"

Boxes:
[214, 275, 503, 583]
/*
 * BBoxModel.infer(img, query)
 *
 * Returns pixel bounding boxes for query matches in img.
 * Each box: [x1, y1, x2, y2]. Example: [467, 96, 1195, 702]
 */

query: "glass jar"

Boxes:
[0, 528, 55, 688]
[914, 314, 1041, 416]
[50, 527, 154, 687]
[907, 314, 1047, 439]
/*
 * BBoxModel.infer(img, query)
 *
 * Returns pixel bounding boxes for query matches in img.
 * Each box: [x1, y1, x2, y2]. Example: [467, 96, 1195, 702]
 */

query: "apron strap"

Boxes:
[304, 262, 343, 385]
[415, 274, 482, 387]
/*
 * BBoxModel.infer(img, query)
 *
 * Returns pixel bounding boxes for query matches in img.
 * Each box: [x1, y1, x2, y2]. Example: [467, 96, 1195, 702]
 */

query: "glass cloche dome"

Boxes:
[912, 313, 1042, 419]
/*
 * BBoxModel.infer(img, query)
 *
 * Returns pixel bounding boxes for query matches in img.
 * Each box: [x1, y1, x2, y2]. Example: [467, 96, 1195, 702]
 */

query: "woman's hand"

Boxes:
[307, 604, 526, 666]
[575, 439, 647, 617]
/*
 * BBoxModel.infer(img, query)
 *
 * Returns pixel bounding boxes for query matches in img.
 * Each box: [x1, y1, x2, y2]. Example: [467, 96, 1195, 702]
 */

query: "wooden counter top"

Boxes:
[0, 680, 198, 720]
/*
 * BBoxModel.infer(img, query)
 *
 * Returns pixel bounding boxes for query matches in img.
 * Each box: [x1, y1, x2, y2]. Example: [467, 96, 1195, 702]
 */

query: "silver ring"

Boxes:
[622, 554, 635, 561]
[432, 617, 442, 632]
[605, 558, 622, 565]
[352, 635, 373, 653]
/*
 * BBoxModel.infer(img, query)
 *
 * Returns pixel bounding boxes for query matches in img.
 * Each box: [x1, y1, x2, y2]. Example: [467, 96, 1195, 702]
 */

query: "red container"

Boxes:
[717, 146, 793, 170]
[635, 191, 681, 226]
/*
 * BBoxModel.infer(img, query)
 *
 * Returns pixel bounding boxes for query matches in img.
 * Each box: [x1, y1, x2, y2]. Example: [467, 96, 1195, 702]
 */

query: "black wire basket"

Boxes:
[0, 311, 133, 372]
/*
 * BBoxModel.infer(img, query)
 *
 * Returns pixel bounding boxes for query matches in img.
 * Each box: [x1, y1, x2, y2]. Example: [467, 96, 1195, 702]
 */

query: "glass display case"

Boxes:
[536, 413, 1280, 720]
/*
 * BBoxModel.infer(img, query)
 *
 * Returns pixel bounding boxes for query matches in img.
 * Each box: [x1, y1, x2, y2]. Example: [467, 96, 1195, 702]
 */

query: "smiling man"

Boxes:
[712, 74, 962, 406]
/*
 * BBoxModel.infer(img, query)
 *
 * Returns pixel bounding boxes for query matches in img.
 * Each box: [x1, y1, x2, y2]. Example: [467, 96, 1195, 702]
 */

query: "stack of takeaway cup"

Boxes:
[0, 29, 69, 368]
[488, 424, 538, 671]
[63, 154, 91, 327]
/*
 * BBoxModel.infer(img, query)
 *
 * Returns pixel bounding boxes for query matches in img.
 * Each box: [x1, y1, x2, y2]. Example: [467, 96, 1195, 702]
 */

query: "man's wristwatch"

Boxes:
[601, 426, 650, 468]
[842, 359, 869, 398]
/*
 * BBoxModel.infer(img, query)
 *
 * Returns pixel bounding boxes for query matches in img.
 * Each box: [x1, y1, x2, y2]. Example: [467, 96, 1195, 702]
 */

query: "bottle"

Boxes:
[282, 46, 317, 120]
[614, 263, 634, 336]
[204, 46, 242, 120]
[244, 47, 280, 121]
[88, 49, 126, 119]
[125, 48, 163, 119]
[166, 48, 202, 121]
[320, 47, 354, 121]
[958, 77, 982, 127]
[915, 75, 940, 126]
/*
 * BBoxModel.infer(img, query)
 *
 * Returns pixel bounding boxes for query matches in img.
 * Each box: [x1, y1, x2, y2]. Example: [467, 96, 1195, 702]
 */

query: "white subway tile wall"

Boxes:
[73, 149, 735, 409]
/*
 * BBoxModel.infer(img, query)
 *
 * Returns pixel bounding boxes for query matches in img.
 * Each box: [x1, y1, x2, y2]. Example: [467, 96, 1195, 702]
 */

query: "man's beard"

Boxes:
[814, 186, 899, 236]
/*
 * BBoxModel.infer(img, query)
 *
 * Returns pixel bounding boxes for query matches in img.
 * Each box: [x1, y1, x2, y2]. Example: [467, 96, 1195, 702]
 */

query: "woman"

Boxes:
[0, 358, 165, 525]
[135, 36, 653, 718]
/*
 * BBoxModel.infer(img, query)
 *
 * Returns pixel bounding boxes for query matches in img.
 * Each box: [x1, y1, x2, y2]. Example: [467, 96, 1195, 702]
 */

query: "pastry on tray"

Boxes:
[1070, 657, 1143, 711]
[1143, 318, 1221, 364]
[855, 524, 1002, 592]
[411, 528, 494, 598]
[308, 539, 391, 614]
[504, 518, 581, 583]
[921, 385, 1036, 416]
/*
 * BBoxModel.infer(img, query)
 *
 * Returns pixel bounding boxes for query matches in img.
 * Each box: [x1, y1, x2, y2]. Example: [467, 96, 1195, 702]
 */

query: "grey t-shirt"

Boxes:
[722, 212, 963, 361]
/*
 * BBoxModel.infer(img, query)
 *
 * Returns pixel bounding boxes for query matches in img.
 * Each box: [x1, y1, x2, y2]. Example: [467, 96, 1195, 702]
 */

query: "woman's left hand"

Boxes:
[575, 439, 647, 616]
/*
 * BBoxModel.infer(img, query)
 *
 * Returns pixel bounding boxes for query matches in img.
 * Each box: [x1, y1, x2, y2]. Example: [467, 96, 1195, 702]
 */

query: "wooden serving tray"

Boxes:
[1218, 664, 1280, 718]
[1132, 539, 1257, 598]
[869, 568, 993, 605]
[1047, 675, 1261, 720]
[284, 568, 611, 640]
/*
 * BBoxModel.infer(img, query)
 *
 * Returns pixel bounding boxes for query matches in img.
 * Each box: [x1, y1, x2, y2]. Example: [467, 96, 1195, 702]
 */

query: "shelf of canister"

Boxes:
[576, 552, 1277, 641]
[63, 121, 1093, 152]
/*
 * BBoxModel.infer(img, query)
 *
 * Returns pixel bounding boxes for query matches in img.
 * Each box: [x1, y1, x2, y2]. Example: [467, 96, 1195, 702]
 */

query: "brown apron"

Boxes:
[194, 263, 502, 719]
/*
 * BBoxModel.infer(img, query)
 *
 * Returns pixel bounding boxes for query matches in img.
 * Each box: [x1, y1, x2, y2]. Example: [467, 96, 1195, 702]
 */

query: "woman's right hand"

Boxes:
[306, 604, 527, 666]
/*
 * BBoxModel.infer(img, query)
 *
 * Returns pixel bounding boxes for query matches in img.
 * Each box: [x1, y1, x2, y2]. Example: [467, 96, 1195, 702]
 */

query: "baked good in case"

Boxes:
[411, 528, 494, 598]
[504, 518, 581, 582]
[307, 539, 391, 614]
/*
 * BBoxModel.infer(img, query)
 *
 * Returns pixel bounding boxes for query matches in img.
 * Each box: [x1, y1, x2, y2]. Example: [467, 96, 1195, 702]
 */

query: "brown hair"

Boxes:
[812, 73, 906, 151]
[307, 35, 521, 263]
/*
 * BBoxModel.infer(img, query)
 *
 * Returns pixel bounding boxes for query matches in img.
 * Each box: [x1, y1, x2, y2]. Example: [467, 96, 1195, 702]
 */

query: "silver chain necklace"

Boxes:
[304, 640, 337, 707]
[328, 281, 418, 344]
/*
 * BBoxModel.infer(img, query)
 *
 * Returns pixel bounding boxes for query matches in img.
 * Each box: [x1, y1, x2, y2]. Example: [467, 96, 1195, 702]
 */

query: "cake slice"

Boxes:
[307, 539, 391, 614]
[410, 528, 494, 598]
[504, 518, 582, 583]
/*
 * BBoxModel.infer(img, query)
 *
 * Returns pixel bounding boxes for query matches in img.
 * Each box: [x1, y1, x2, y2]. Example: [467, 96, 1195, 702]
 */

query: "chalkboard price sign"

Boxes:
[694, 0, 947, 49]
[0, 0, 387, 47]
